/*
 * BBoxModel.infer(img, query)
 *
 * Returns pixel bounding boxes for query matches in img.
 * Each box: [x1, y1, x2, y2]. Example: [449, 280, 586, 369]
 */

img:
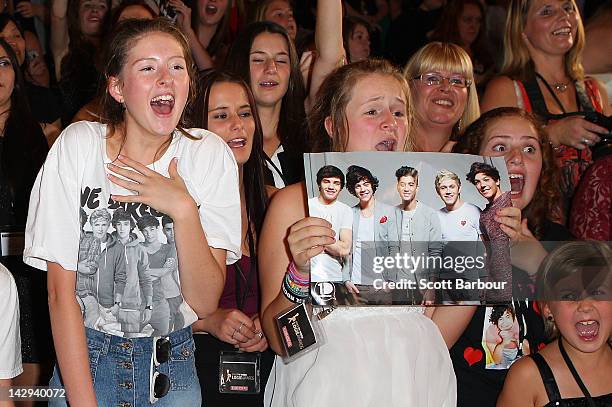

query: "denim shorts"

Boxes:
[49, 326, 201, 407]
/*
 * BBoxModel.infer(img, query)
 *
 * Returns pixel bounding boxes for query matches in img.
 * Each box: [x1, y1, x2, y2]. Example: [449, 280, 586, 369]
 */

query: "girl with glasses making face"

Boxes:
[24, 19, 241, 406]
[403, 42, 481, 153]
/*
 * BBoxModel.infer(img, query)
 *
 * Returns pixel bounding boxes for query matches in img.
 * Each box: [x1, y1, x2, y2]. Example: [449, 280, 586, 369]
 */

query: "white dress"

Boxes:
[264, 307, 456, 407]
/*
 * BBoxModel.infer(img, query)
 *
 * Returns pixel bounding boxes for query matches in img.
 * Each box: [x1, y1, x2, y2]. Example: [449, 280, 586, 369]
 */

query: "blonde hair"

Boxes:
[501, 0, 585, 81]
[403, 42, 480, 146]
[435, 169, 461, 191]
[536, 241, 612, 340]
[309, 59, 415, 152]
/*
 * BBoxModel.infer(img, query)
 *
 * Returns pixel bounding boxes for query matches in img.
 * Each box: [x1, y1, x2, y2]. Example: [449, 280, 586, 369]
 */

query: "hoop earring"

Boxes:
[547, 314, 554, 322]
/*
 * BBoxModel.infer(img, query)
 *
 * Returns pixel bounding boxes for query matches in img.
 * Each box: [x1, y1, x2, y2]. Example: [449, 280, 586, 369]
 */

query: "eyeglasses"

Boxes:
[413, 73, 472, 88]
[149, 337, 171, 403]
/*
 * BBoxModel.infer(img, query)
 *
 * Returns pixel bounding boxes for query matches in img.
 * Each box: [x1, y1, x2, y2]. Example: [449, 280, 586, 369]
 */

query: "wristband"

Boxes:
[284, 274, 309, 296]
[281, 278, 307, 304]
[288, 261, 310, 284]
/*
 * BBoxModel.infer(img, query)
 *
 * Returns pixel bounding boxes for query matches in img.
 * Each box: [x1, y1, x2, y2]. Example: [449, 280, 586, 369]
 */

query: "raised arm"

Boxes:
[50, 0, 70, 81]
[306, 0, 344, 112]
[169, 0, 215, 71]
[259, 183, 335, 354]
[47, 262, 98, 406]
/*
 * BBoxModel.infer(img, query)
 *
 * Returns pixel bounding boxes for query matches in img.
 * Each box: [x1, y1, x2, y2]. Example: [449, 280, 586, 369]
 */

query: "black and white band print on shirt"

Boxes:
[78, 187, 187, 338]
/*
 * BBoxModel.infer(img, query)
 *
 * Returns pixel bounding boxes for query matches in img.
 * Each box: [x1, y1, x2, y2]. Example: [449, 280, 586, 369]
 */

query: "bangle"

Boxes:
[282, 277, 307, 304]
[284, 274, 309, 296]
[288, 261, 310, 284]
[145, 305, 153, 310]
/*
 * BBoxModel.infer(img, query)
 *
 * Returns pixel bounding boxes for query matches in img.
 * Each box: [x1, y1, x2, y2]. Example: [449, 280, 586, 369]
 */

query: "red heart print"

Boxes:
[461, 220, 466, 226]
[538, 343, 546, 351]
[464, 347, 483, 366]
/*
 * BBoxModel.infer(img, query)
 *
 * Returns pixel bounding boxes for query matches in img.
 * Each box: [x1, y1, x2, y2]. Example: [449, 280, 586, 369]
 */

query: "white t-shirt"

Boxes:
[0, 264, 22, 379]
[438, 202, 482, 241]
[308, 197, 352, 282]
[351, 214, 374, 284]
[400, 206, 417, 241]
[24, 121, 241, 338]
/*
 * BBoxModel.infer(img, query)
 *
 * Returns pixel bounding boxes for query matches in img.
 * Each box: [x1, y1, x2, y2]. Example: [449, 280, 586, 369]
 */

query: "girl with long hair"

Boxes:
[259, 59, 476, 406]
[188, 69, 275, 406]
[25, 19, 240, 406]
[225, 0, 343, 188]
[481, 0, 611, 215]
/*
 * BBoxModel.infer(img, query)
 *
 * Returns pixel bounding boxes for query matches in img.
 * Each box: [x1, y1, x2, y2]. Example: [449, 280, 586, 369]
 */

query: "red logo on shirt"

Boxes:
[380, 216, 388, 224]
[460, 220, 466, 226]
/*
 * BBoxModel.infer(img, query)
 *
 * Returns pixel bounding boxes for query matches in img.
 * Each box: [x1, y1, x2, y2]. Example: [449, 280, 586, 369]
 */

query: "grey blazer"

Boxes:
[395, 201, 444, 282]
[342, 200, 400, 283]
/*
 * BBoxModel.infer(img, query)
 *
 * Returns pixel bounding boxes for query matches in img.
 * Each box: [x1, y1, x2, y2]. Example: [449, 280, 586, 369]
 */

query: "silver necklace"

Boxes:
[553, 82, 569, 92]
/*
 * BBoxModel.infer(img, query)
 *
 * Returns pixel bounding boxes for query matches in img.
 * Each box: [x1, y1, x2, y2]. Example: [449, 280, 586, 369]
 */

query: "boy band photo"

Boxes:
[305, 152, 513, 306]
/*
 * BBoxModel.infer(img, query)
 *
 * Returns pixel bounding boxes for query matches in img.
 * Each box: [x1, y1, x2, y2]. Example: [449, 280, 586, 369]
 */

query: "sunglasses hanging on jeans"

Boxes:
[150, 337, 171, 403]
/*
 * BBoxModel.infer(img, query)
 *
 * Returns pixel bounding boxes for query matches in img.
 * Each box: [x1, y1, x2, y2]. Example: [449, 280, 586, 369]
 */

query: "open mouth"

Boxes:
[259, 80, 279, 88]
[433, 98, 454, 107]
[205, 4, 218, 15]
[375, 140, 396, 151]
[509, 174, 524, 195]
[575, 320, 599, 341]
[552, 27, 571, 36]
[227, 138, 247, 148]
[150, 94, 175, 115]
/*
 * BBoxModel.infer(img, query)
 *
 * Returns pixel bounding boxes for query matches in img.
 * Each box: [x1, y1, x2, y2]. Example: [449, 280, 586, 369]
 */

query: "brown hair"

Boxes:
[100, 18, 196, 139]
[192, 0, 233, 56]
[309, 59, 414, 152]
[430, 0, 492, 69]
[537, 241, 612, 340]
[501, 0, 585, 81]
[453, 107, 563, 237]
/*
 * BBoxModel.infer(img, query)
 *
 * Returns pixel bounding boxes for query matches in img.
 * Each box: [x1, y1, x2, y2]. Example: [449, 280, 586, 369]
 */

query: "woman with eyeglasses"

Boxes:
[403, 42, 481, 152]
[24, 19, 241, 406]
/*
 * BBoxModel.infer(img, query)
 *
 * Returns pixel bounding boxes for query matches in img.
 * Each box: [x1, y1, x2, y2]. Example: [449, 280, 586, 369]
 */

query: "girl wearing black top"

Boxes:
[498, 241, 612, 407]
[0, 37, 51, 400]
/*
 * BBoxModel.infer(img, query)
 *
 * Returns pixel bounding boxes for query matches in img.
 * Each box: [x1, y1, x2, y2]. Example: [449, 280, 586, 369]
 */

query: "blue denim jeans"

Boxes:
[49, 326, 201, 406]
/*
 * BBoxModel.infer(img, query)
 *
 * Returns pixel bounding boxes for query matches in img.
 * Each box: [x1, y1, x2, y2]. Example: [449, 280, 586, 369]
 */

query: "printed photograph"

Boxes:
[305, 151, 513, 306]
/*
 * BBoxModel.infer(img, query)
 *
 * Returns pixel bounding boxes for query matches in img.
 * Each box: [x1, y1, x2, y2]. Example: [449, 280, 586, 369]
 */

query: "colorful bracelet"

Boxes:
[288, 261, 310, 284]
[282, 275, 308, 304]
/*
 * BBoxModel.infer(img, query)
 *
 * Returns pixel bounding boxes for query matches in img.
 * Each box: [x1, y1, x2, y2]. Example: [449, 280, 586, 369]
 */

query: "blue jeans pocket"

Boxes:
[169, 338, 196, 391]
